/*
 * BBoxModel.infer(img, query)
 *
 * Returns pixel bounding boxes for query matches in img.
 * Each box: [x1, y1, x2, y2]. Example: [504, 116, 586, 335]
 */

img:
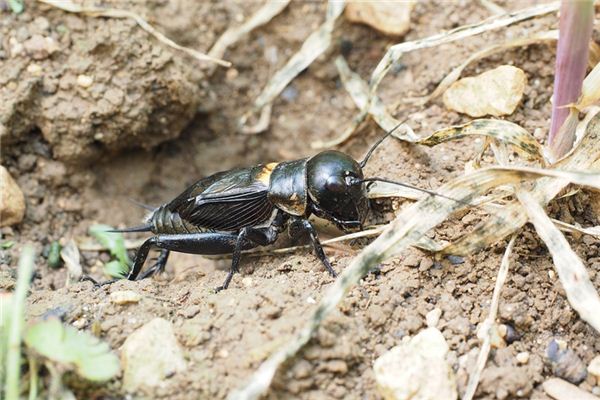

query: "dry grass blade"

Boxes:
[463, 235, 517, 400]
[312, 56, 416, 148]
[327, 58, 544, 153]
[576, 60, 600, 110]
[208, 1, 290, 64]
[401, 31, 599, 107]
[230, 161, 593, 399]
[239, 1, 345, 134]
[402, 31, 558, 106]
[419, 120, 544, 160]
[38, 0, 230, 67]
[553, 219, 600, 238]
[443, 111, 600, 255]
[369, 2, 559, 93]
[517, 189, 600, 332]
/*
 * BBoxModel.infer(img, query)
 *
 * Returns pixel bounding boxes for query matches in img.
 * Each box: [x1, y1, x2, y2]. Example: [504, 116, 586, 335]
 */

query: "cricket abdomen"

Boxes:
[150, 205, 204, 235]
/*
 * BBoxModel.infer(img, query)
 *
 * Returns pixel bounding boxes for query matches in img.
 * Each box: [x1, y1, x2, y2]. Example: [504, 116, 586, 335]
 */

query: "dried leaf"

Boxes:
[325, 58, 542, 156]
[345, 1, 415, 36]
[443, 65, 527, 117]
[443, 111, 600, 256]
[463, 235, 517, 400]
[419, 119, 543, 159]
[517, 189, 600, 332]
[60, 239, 82, 282]
[239, 1, 345, 134]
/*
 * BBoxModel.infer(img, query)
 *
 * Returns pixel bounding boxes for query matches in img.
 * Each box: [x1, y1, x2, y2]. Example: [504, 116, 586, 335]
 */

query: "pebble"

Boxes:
[547, 339, 588, 384]
[374, 327, 457, 400]
[23, 35, 59, 60]
[345, 1, 415, 36]
[516, 352, 530, 365]
[0, 166, 26, 227]
[121, 318, 187, 392]
[542, 378, 598, 400]
[77, 74, 94, 88]
[241, 277, 253, 287]
[588, 356, 600, 380]
[425, 308, 442, 328]
[109, 290, 141, 305]
[443, 65, 527, 117]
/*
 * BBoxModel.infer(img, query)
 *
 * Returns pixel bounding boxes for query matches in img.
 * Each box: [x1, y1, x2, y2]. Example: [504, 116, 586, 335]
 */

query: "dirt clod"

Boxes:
[0, 166, 26, 227]
[121, 318, 187, 393]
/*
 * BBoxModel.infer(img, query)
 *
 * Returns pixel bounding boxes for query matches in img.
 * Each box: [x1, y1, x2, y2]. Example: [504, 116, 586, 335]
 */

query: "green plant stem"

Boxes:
[28, 355, 38, 400]
[5, 246, 35, 400]
[548, 0, 594, 159]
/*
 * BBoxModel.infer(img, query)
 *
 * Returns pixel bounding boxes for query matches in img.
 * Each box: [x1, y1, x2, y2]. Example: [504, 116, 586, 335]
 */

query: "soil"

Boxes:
[2, 1, 600, 399]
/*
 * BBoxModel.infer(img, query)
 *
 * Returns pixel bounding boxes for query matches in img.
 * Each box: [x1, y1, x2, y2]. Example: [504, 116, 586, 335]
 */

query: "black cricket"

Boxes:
[104, 125, 444, 291]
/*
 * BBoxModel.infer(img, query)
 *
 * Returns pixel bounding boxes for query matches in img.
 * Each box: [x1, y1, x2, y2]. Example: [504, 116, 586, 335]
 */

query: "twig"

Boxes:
[5, 246, 35, 400]
[38, 0, 230, 67]
[462, 234, 517, 400]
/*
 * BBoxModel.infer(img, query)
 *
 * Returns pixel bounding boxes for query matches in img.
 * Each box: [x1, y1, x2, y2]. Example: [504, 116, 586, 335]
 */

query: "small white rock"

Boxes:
[345, 1, 415, 36]
[0, 166, 26, 227]
[77, 74, 94, 88]
[543, 378, 598, 400]
[72, 318, 87, 329]
[588, 355, 600, 379]
[443, 65, 527, 117]
[241, 277, 253, 288]
[374, 327, 457, 400]
[26, 63, 43, 76]
[121, 318, 186, 392]
[306, 296, 316, 304]
[109, 290, 141, 305]
[516, 352, 530, 365]
[425, 308, 442, 328]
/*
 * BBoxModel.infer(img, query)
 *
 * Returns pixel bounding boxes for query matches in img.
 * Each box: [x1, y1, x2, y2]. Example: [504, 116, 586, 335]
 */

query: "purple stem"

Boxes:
[548, 0, 593, 159]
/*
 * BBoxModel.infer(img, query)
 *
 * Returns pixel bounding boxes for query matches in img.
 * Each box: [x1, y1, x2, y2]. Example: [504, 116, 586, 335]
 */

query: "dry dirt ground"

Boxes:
[2, 1, 600, 399]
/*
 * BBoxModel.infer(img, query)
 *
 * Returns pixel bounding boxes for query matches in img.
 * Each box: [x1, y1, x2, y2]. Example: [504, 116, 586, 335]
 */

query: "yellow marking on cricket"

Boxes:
[257, 162, 279, 185]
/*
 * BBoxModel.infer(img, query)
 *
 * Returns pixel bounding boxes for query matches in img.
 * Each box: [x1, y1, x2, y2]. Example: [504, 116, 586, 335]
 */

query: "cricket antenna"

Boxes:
[360, 177, 472, 207]
[359, 120, 407, 168]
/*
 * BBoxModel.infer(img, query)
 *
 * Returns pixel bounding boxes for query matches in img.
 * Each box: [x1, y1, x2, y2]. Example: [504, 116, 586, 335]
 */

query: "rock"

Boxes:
[109, 290, 141, 305]
[373, 327, 457, 400]
[0, 166, 25, 227]
[23, 35, 59, 60]
[76, 74, 94, 88]
[425, 308, 442, 328]
[546, 339, 588, 384]
[516, 352, 530, 365]
[345, 1, 415, 36]
[443, 65, 527, 117]
[121, 318, 186, 392]
[542, 378, 598, 400]
[588, 355, 600, 380]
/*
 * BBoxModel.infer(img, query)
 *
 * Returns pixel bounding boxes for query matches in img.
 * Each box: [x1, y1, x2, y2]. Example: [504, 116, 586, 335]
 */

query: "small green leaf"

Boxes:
[24, 319, 120, 382]
[8, 0, 24, 14]
[1, 241, 14, 249]
[89, 224, 131, 272]
[47, 242, 63, 269]
[103, 260, 129, 279]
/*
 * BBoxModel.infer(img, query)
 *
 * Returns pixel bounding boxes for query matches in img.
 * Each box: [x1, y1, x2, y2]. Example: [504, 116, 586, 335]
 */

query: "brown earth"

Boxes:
[1, 1, 600, 399]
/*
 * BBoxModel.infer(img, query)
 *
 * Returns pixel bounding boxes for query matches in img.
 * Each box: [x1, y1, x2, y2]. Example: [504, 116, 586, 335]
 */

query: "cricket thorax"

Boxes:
[267, 158, 309, 216]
